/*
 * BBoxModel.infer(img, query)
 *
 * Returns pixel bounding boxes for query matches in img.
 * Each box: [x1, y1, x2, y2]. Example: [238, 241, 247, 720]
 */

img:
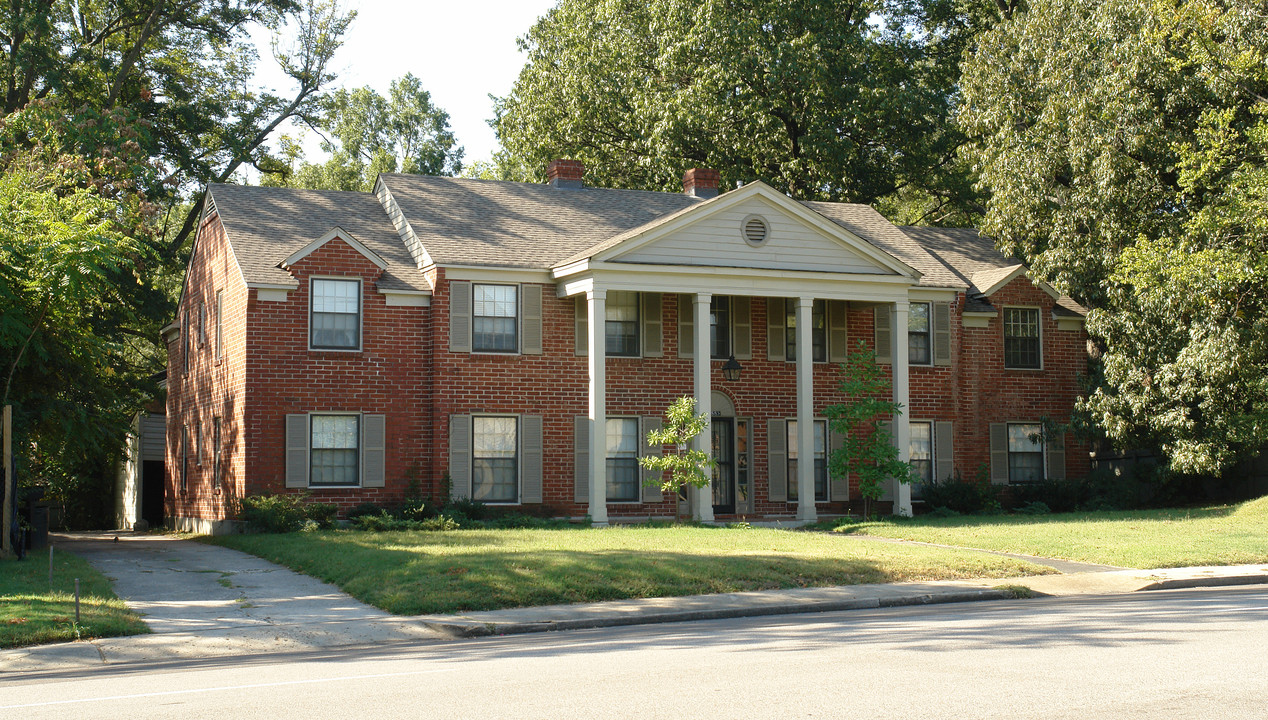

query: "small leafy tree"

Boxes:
[824, 342, 916, 518]
[638, 396, 716, 493]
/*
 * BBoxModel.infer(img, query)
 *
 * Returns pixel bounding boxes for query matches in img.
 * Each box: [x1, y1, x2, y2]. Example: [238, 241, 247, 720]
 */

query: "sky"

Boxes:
[253, 1, 560, 167]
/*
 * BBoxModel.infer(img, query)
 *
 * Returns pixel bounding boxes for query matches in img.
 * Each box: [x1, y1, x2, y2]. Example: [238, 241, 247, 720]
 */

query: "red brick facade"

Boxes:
[166, 210, 1090, 530]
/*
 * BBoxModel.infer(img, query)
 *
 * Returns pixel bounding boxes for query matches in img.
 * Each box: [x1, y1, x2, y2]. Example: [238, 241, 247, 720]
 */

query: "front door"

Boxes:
[712, 418, 735, 514]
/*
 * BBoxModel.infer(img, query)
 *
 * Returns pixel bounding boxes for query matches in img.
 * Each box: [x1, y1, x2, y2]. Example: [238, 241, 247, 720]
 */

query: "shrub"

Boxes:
[1016, 500, 1051, 515]
[920, 471, 1001, 515]
[1011, 479, 1089, 513]
[394, 498, 432, 521]
[346, 502, 386, 521]
[305, 502, 339, 529]
[443, 498, 492, 521]
[238, 494, 309, 533]
[352, 511, 396, 532]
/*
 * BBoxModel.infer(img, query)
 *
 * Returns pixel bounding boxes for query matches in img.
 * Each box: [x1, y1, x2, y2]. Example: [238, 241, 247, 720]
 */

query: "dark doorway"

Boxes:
[141, 460, 165, 528]
[712, 418, 735, 514]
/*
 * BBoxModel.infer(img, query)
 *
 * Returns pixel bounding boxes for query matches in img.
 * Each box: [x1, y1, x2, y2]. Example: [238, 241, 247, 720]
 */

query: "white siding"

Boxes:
[614, 196, 892, 274]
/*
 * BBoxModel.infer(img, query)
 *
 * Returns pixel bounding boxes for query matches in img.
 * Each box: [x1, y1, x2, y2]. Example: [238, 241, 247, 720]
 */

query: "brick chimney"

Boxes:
[683, 168, 721, 199]
[547, 159, 585, 189]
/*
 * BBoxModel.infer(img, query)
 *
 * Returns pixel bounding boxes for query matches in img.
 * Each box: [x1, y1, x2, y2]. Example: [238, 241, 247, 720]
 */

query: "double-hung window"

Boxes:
[909, 302, 932, 365]
[1007, 423, 1044, 483]
[212, 417, 222, 490]
[310, 415, 359, 486]
[473, 284, 518, 352]
[1004, 308, 1041, 369]
[311, 279, 361, 350]
[785, 299, 826, 362]
[710, 296, 731, 359]
[606, 418, 640, 502]
[473, 416, 518, 502]
[606, 291, 639, 356]
[787, 419, 828, 502]
[909, 422, 932, 498]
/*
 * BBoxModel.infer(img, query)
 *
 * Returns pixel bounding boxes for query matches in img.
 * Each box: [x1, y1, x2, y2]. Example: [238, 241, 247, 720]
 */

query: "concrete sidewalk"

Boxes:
[3, 532, 1267, 674]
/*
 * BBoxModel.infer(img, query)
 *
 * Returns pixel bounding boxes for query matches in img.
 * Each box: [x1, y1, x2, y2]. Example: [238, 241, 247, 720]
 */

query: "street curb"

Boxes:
[1139, 574, 1268, 592]
[422, 588, 1015, 638]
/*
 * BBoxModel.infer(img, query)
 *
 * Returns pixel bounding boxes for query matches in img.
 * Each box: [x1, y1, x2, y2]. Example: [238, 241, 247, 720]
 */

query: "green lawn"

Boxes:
[838, 496, 1268, 569]
[206, 524, 1053, 615]
[1, 549, 149, 649]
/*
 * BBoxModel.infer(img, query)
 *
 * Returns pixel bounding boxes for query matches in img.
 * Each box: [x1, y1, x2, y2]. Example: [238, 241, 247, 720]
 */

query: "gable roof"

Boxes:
[560, 182, 926, 280]
[900, 226, 1086, 316]
[207, 183, 426, 292]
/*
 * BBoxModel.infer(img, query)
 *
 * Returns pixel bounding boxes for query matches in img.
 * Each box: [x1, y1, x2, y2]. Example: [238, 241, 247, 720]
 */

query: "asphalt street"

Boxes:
[4, 585, 1266, 719]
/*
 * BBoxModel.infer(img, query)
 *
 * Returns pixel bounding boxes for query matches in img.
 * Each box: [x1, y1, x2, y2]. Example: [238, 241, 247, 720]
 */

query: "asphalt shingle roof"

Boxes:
[899, 226, 1086, 316]
[378, 174, 703, 269]
[208, 183, 427, 291]
[805, 203, 965, 289]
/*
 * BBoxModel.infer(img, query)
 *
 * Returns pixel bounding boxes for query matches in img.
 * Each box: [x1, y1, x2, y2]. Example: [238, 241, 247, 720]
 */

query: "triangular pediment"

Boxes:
[279, 226, 388, 271]
[591, 183, 917, 278]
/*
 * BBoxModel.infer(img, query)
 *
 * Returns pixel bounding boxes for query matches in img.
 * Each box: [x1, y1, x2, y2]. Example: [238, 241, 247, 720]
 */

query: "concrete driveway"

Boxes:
[2, 533, 440, 672]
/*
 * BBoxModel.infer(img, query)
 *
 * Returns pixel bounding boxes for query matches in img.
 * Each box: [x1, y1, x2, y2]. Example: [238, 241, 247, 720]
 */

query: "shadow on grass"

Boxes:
[831, 505, 1245, 535]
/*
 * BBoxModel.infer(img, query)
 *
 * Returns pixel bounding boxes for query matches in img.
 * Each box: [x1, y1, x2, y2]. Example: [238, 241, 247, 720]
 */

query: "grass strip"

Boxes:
[836, 497, 1268, 569]
[1, 548, 149, 648]
[207, 524, 1053, 615]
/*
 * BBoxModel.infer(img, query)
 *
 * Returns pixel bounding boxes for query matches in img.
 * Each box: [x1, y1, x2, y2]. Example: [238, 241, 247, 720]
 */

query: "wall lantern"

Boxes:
[721, 355, 743, 382]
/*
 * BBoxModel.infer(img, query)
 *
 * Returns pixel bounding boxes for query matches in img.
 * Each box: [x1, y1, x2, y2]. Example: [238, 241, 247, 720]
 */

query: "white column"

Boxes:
[892, 301, 913, 517]
[587, 289, 609, 525]
[795, 296, 817, 523]
[692, 292, 715, 522]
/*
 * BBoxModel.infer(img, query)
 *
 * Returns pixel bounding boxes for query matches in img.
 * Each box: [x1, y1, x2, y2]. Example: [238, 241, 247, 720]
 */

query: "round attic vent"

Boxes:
[742, 215, 769, 246]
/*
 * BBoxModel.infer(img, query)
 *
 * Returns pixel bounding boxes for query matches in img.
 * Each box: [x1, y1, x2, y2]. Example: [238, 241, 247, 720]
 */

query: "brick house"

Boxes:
[163, 162, 1089, 533]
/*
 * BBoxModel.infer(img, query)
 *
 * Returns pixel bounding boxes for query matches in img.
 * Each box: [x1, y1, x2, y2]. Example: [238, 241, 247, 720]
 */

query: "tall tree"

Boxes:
[261, 73, 464, 191]
[1, 0, 355, 257]
[493, 0, 983, 224]
[958, 0, 1268, 474]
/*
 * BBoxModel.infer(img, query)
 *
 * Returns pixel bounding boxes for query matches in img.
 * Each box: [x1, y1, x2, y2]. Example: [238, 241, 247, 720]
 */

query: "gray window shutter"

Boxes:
[933, 302, 952, 366]
[732, 297, 752, 360]
[677, 294, 694, 358]
[574, 416, 590, 503]
[1046, 431, 1066, 481]
[449, 414, 472, 499]
[877, 420, 895, 501]
[767, 419, 787, 501]
[874, 306, 892, 364]
[767, 298, 786, 361]
[989, 423, 1009, 485]
[449, 281, 472, 353]
[642, 292, 663, 357]
[362, 414, 386, 488]
[575, 298, 587, 356]
[828, 300, 849, 363]
[285, 414, 308, 488]
[640, 416, 664, 502]
[934, 421, 954, 483]
[521, 414, 543, 503]
[828, 425, 848, 501]
[521, 284, 543, 355]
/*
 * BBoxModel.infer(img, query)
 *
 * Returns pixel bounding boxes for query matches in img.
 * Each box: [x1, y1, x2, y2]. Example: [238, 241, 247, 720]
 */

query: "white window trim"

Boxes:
[784, 299, 829, 364]
[1006, 421, 1046, 484]
[908, 301, 933, 367]
[308, 276, 364, 353]
[214, 288, 224, 363]
[710, 295, 733, 361]
[308, 412, 362, 488]
[605, 290, 641, 358]
[606, 415, 642, 504]
[909, 420, 933, 485]
[1003, 305, 1044, 371]
[471, 413, 522, 505]
[786, 417, 829, 503]
[471, 283, 521, 355]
